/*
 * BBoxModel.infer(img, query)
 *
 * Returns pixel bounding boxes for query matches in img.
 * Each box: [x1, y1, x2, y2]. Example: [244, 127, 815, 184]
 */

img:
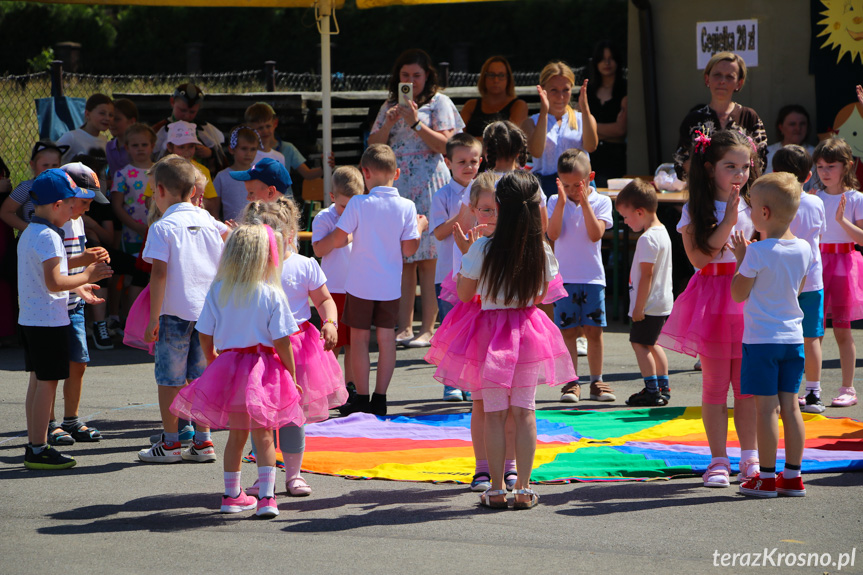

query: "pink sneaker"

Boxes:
[220, 490, 257, 513]
[775, 472, 806, 497]
[739, 474, 777, 498]
[246, 479, 260, 497]
[737, 457, 760, 484]
[831, 387, 858, 407]
[256, 496, 279, 518]
[702, 460, 731, 487]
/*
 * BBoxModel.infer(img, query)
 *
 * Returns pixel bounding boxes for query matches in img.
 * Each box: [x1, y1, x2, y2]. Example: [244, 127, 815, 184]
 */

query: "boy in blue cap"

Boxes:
[229, 157, 293, 205]
[19, 169, 112, 469]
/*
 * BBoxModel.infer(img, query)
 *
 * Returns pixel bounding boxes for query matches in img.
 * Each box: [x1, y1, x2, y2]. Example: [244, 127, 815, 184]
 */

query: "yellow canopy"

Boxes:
[357, 0, 509, 6]
[17, 0, 343, 6]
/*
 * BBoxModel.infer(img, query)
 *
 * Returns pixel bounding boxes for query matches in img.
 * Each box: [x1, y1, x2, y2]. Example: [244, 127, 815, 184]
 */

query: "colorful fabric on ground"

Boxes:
[299, 407, 863, 483]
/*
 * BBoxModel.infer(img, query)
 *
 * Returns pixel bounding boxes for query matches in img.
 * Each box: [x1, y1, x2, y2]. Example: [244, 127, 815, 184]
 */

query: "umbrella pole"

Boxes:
[318, 0, 333, 206]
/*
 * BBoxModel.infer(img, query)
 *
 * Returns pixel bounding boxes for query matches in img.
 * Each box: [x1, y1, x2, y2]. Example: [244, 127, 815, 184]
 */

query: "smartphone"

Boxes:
[398, 82, 413, 107]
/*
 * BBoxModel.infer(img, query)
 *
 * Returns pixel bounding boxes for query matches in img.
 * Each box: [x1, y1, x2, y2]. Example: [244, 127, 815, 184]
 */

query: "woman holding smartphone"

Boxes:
[368, 48, 465, 347]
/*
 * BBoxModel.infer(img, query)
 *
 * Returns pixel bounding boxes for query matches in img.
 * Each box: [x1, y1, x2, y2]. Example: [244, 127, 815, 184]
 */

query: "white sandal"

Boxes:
[703, 461, 731, 487]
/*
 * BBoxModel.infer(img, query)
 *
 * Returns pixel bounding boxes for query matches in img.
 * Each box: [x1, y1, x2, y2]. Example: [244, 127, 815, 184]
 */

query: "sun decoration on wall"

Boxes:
[818, 0, 863, 64]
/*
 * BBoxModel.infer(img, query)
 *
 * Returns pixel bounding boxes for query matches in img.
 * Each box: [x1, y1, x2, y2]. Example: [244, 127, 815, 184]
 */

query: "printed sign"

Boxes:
[697, 19, 758, 69]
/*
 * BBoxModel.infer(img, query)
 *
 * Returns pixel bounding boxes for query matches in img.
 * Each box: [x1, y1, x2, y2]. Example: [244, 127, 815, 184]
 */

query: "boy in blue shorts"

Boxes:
[547, 149, 615, 403]
[773, 145, 828, 414]
[731, 172, 812, 498]
[19, 169, 112, 469]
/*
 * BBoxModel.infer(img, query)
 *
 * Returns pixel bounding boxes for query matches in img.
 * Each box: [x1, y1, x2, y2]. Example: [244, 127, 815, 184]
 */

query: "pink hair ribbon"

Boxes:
[693, 130, 711, 155]
[263, 224, 280, 266]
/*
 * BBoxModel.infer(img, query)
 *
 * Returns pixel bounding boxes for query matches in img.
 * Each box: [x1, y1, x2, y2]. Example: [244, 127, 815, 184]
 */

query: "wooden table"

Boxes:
[596, 187, 688, 320]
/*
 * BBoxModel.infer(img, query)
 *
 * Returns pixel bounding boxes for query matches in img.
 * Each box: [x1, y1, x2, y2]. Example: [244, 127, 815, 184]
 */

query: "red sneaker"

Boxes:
[775, 472, 806, 497]
[739, 474, 778, 498]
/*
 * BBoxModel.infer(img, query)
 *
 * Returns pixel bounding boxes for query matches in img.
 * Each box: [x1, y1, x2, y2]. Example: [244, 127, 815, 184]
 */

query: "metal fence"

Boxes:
[0, 62, 582, 184]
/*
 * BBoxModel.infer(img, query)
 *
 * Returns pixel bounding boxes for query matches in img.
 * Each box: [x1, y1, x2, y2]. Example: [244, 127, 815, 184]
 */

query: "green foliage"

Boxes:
[26, 47, 54, 73]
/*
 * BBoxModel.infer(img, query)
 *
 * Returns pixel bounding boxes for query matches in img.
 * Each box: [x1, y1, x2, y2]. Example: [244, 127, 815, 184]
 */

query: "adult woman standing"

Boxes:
[673, 51, 767, 179]
[522, 61, 598, 197]
[368, 49, 465, 347]
[586, 41, 628, 187]
[764, 105, 815, 173]
[461, 56, 528, 140]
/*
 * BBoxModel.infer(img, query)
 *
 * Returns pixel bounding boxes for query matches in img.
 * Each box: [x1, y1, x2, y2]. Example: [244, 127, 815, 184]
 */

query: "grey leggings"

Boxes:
[250, 424, 305, 454]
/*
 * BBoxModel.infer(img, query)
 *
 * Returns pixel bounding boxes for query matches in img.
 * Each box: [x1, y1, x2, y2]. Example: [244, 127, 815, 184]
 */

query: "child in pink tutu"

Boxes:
[171, 224, 304, 519]
[814, 137, 863, 408]
[428, 171, 575, 509]
[656, 129, 759, 488]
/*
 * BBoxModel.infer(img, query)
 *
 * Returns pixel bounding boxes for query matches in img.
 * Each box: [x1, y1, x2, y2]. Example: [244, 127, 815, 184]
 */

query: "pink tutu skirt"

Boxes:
[171, 345, 305, 430]
[439, 272, 460, 305]
[657, 271, 743, 360]
[123, 284, 155, 355]
[821, 250, 863, 323]
[291, 321, 347, 423]
[425, 303, 575, 393]
[542, 273, 567, 305]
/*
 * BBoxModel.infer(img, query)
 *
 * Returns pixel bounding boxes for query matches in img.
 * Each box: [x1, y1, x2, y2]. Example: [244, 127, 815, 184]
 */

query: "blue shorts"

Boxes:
[798, 290, 825, 339]
[435, 283, 454, 322]
[67, 303, 90, 364]
[154, 314, 206, 387]
[741, 343, 805, 396]
[553, 283, 607, 329]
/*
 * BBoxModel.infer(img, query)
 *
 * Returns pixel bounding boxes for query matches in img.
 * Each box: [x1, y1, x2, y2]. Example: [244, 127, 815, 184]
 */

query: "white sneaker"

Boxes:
[182, 440, 217, 462]
[138, 439, 183, 463]
[576, 337, 588, 357]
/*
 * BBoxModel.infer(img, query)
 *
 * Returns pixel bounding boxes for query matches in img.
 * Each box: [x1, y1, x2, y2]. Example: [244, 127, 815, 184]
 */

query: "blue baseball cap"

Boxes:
[30, 168, 95, 206]
[229, 157, 292, 194]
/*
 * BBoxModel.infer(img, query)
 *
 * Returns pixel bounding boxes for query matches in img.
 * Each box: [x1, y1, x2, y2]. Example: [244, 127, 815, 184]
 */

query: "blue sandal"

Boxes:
[470, 473, 491, 492]
[47, 421, 75, 446]
[62, 420, 101, 442]
[504, 471, 518, 491]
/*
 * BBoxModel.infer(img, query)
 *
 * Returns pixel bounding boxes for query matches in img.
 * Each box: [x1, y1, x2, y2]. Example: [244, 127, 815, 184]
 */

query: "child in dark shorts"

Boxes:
[615, 180, 674, 406]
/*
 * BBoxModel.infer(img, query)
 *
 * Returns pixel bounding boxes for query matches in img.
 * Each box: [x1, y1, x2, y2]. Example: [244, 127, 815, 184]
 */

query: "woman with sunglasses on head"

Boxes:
[461, 56, 528, 142]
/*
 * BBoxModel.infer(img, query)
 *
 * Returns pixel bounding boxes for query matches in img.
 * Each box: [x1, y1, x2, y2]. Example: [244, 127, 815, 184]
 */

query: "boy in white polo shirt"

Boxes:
[731, 172, 812, 498]
[312, 165, 363, 397]
[316, 144, 426, 416]
[19, 169, 111, 469]
[547, 148, 615, 404]
[139, 156, 228, 464]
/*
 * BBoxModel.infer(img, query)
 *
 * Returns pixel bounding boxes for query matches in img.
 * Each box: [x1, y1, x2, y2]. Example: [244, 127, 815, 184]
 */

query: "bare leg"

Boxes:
[560, 327, 580, 374]
[631, 342, 657, 378]
[251, 428, 276, 467]
[224, 429, 250, 472]
[484, 408, 508, 505]
[753, 395, 780, 470]
[651, 345, 669, 376]
[412, 259, 438, 344]
[374, 327, 397, 395]
[63, 362, 86, 418]
[803, 336, 822, 383]
[702, 403, 729, 459]
[733, 395, 758, 452]
[584, 325, 604, 377]
[470, 401, 486, 463]
[397, 262, 418, 341]
[342, 344, 353, 384]
[350, 328, 371, 395]
[778, 392, 806, 467]
[505, 410, 516, 460]
[29, 378, 59, 445]
[510, 406, 537, 504]
[834, 326, 856, 388]
[157, 385, 183, 434]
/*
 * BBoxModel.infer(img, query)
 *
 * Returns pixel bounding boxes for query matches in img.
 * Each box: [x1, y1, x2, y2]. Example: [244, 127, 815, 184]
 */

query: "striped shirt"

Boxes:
[61, 217, 86, 309]
[10, 179, 35, 224]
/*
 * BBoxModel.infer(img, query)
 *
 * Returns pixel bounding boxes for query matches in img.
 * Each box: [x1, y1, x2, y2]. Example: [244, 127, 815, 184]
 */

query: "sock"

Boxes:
[804, 381, 821, 398]
[760, 466, 776, 479]
[194, 430, 211, 444]
[224, 471, 241, 498]
[590, 375, 603, 383]
[31, 443, 47, 455]
[710, 456, 730, 466]
[258, 466, 276, 498]
[740, 449, 758, 463]
[163, 432, 179, 445]
[371, 392, 387, 404]
[353, 394, 370, 406]
[644, 375, 659, 392]
[783, 463, 801, 479]
[475, 459, 489, 475]
[61, 416, 80, 429]
[504, 459, 516, 473]
[283, 452, 304, 481]
[657, 375, 670, 391]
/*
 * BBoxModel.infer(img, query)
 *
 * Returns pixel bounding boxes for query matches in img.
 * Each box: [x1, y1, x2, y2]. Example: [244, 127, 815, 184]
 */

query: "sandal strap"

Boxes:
[472, 472, 491, 481]
[503, 470, 518, 478]
[512, 488, 536, 496]
[482, 489, 508, 497]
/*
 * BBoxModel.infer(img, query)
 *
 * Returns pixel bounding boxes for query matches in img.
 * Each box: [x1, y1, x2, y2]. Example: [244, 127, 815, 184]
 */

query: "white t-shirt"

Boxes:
[461, 172, 547, 209]
[546, 190, 613, 284]
[337, 186, 419, 301]
[255, 149, 287, 167]
[196, 282, 298, 351]
[431, 179, 467, 284]
[17, 221, 69, 327]
[56, 129, 109, 164]
[677, 200, 755, 266]
[764, 142, 815, 174]
[280, 254, 327, 324]
[61, 217, 86, 310]
[738, 238, 812, 344]
[789, 192, 826, 293]
[461, 236, 559, 310]
[628, 225, 673, 317]
[816, 190, 863, 243]
[529, 111, 588, 176]
[214, 168, 250, 222]
[311, 204, 351, 294]
[142, 202, 227, 321]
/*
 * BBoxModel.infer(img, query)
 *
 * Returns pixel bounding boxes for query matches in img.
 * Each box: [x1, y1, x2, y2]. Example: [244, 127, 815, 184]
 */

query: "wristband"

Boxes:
[323, 318, 338, 330]
[411, 120, 422, 131]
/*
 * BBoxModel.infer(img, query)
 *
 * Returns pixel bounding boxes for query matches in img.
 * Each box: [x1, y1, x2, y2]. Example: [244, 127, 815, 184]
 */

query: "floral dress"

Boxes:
[372, 92, 464, 262]
[111, 165, 149, 253]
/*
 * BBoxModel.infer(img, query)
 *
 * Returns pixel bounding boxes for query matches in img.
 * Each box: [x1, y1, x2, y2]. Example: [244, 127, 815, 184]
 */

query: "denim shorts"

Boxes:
[798, 289, 825, 339]
[741, 343, 805, 396]
[67, 303, 90, 364]
[435, 283, 455, 322]
[553, 283, 607, 329]
[154, 314, 206, 387]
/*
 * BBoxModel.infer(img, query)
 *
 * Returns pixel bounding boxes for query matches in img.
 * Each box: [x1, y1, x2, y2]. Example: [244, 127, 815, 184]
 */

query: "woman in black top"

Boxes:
[461, 56, 528, 141]
[586, 41, 628, 187]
